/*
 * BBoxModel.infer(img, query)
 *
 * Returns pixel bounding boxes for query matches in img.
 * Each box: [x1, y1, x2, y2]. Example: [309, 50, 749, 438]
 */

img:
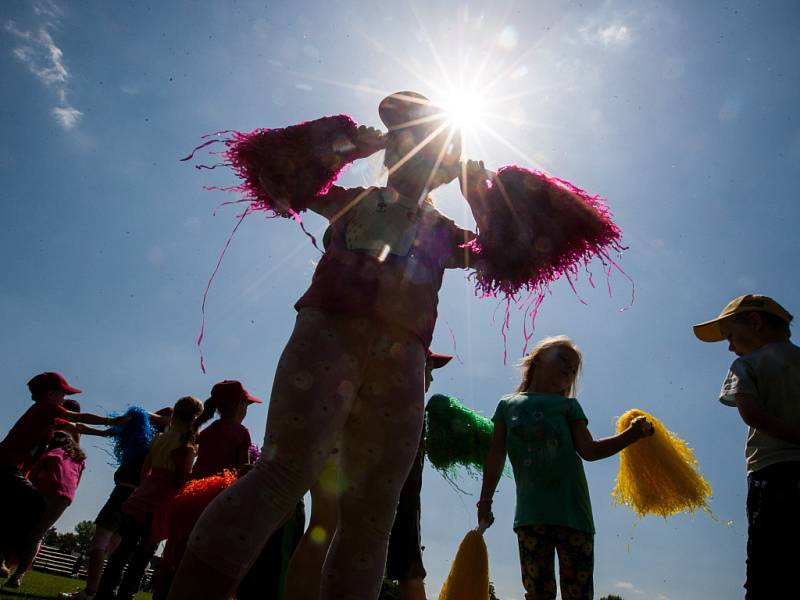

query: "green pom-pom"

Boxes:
[425, 394, 495, 479]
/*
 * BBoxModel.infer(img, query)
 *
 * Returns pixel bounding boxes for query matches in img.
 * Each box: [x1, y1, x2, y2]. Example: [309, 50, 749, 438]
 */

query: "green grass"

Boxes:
[0, 571, 151, 600]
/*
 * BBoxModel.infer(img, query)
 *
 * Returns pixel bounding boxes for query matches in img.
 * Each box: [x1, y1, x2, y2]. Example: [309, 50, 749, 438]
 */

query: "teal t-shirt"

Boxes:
[492, 393, 595, 534]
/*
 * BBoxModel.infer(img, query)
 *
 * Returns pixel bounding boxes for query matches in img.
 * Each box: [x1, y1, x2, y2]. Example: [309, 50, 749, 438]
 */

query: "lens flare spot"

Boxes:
[310, 526, 329, 545]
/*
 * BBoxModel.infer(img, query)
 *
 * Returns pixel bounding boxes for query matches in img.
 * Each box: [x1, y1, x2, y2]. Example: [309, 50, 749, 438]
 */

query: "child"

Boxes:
[478, 336, 653, 600]
[5, 398, 106, 588]
[0, 373, 123, 569]
[693, 294, 800, 599]
[59, 407, 174, 600]
[93, 396, 203, 600]
[191, 380, 260, 479]
[152, 381, 260, 600]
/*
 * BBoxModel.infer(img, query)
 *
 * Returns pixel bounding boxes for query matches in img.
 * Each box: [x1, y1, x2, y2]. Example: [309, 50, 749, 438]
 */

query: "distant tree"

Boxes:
[599, 595, 625, 600]
[74, 520, 96, 553]
[42, 527, 59, 547]
[55, 532, 79, 554]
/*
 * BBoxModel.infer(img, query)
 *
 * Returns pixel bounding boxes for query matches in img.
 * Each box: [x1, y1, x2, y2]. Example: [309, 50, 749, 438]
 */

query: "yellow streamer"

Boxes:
[612, 409, 712, 518]
[437, 529, 489, 600]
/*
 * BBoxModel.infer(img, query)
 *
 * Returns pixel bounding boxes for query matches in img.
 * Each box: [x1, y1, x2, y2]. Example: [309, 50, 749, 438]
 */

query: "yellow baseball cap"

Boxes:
[693, 294, 793, 342]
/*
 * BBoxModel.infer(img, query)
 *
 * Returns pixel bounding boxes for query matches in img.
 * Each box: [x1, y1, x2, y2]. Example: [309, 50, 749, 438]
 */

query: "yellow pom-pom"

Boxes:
[437, 529, 489, 600]
[612, 409, 712, 518]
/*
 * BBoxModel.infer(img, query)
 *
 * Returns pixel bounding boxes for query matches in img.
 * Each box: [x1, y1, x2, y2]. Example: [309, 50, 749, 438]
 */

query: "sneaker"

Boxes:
[58, 591, 95, 600]
[4, 576, 22, 588]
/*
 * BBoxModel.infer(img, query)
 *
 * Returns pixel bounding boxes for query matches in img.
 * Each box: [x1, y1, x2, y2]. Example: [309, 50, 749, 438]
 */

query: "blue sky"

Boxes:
[2, 1, 800, 598]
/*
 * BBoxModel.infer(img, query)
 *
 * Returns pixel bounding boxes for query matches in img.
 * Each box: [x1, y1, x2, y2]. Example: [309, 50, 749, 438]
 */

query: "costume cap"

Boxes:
[210, 380, 262, 405]
[693, 294, 793, 342]
[427, 351, 454, 370]
[379, 91, 446, 133]
[27, 372, 82, 396]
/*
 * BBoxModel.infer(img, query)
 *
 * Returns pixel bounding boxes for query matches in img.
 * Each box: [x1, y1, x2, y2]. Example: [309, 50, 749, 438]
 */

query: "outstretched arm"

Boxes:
[569, 416, 653, 462]
[62, 411, 127, 427]
[477, 421, 507, 528]
[59, 422, 114, 437]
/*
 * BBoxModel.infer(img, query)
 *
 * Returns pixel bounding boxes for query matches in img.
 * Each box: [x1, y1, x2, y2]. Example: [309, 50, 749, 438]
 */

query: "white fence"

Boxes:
[32, 545, 153, 589]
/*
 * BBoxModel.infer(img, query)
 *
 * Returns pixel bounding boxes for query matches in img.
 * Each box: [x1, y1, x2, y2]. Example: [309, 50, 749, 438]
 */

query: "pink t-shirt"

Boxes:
[192, 420, 252, 479]
[31, 447, 85, 503]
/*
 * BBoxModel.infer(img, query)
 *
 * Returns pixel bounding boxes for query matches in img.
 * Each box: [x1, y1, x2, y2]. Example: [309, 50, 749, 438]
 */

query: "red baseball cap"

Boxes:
[27, 372, 82, 396]
[210, 380, 262, 405]
[427, 351, 453, 370]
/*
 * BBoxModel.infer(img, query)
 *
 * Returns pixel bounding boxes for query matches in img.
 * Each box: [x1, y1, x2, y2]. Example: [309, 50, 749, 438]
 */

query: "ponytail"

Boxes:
[194, 396, 219, 431]
[171, 396, 204, 448]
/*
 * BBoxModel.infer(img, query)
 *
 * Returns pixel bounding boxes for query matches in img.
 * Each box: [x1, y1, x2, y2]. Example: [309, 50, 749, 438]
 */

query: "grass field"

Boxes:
[0, 571, 151, 600]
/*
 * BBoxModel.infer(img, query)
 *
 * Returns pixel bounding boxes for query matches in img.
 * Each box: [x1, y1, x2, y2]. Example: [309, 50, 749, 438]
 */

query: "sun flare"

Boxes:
[441, 89, 487, 131]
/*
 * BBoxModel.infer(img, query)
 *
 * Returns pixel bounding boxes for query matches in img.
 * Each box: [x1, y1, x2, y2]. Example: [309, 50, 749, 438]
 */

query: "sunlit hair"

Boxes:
[49, 429, 86, 462]
[171, 396, 204, 447]
[514, 335, 583, 397]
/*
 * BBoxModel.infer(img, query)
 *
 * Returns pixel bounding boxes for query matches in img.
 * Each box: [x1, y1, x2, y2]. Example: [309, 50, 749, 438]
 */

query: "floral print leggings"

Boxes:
[187, 309, 426, 600]
[516, 524, 594, 600]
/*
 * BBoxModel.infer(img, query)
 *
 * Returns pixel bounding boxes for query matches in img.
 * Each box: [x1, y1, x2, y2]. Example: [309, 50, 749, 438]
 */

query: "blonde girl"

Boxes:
[479, 336, 653, 600]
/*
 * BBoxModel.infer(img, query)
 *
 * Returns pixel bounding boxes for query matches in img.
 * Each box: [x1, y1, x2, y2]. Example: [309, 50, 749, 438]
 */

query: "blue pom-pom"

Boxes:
[107, 406, 155, 465]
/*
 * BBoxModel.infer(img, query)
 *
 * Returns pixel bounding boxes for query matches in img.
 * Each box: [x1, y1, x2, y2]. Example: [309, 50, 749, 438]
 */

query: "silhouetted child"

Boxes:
[694, 294, 800, 598]
[94, 396, 203, 600]
[0, 373, 122, 576]
[479, 336, 652, 600]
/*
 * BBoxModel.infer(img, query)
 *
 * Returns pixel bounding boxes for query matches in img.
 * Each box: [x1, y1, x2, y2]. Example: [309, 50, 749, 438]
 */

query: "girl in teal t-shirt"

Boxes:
[478, 336, 653, 600]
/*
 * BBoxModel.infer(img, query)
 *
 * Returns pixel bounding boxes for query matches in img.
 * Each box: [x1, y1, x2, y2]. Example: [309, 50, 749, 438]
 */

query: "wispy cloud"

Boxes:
[52, 106, 82, 129]
[580, 21, 633, 47]
[614, 580, 645, 594]
[5, 2, 82, 130]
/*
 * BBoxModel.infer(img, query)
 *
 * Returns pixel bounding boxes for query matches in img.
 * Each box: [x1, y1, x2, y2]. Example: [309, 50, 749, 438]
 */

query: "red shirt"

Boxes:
[0, 402, 69, 472]
[295, 186, 473, 347]
[191, 419, 252, 479]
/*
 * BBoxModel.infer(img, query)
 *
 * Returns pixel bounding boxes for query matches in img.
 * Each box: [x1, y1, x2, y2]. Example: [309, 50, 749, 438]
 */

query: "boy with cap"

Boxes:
[693, 294, 800, 599]
[0, 372, 121, 567]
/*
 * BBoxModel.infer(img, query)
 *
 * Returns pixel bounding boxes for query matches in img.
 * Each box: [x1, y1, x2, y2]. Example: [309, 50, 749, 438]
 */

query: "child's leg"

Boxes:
[284, 466, 340, 600]
[0, 468, 46, 556]
[744, 462, 800, 599]
[168, 310, 364, 600]
[386, 448, 426, 596]
[10, 494, 71, 582]
[115, 538, 157, 600]
[516, 525, 558, 600]
[320, 332, 426, 600]
[553, 526, 593, 600]
[82, 527, 117, 596]
[95, 516, 144, 599]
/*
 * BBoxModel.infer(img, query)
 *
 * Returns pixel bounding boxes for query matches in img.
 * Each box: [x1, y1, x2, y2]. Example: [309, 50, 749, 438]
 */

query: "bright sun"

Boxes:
[441, 89, 487, 131]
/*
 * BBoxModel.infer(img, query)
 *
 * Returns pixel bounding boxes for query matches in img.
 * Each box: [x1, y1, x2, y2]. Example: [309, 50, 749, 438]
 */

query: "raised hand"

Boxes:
[629, 416, 655, 440]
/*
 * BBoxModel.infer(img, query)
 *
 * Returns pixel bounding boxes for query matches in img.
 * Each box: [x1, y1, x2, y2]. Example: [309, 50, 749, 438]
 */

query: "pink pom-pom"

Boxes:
[224, 115, 363, 215]
[464, 165, 624, 299]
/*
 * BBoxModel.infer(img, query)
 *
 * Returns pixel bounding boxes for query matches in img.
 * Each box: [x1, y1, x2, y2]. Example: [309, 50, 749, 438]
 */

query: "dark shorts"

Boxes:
[745, 461, 800, 599]
[0, 466, 46, 554]
[515, 524, 594, 600]
[385, 451, 425, 581]
[95, 485, 135, 532]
